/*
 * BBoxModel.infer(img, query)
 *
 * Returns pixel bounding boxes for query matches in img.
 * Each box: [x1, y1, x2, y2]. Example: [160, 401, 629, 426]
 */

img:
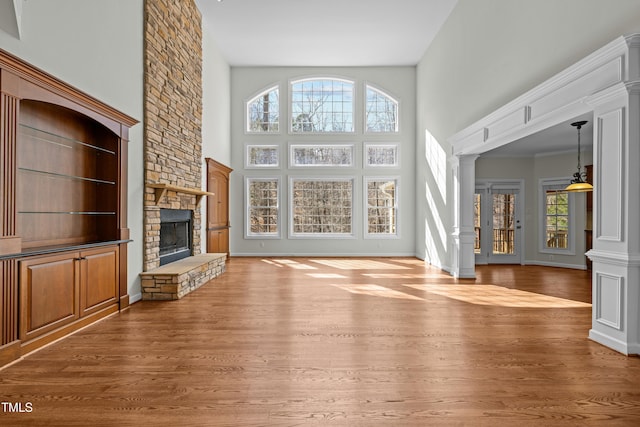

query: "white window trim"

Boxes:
[364, 83, 400, 134]
[364, 176, 400, 239]
[288, 76, 356, 135]
[245, 84, 280, 134]
[245, 176, 281, 239]
[539, 177, 575, 255]
[364, 143, 399, 168]
[245, 144, 281, 169]
[288, 143, 355, 168]
[288, 176, 356, 239]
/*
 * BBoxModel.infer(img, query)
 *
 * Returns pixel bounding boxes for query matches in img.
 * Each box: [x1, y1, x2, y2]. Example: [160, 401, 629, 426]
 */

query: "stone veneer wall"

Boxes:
[143, 0, 203, 271]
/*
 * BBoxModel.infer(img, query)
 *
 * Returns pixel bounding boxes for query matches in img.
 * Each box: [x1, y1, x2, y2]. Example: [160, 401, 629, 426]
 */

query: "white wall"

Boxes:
[230, 67, 416, 256]
[200, 17, 231, 254]
[416, 0, 640, 269]
[0, 0, 145, 299]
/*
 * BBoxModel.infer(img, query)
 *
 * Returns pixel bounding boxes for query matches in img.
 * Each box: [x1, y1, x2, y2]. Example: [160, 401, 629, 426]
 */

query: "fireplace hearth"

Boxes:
[159, 208, 193, 266]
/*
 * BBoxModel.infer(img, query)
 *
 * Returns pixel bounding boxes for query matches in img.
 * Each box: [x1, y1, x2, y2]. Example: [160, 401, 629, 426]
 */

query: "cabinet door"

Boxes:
[208, 170, 230, 228]
[20, 252, 80, 342]
[207, 228, 229, 256]
[80, 246, 119, 317]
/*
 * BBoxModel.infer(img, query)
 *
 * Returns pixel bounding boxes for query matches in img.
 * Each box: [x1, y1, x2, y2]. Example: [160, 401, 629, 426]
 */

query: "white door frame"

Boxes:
[475, 180, 524, 265]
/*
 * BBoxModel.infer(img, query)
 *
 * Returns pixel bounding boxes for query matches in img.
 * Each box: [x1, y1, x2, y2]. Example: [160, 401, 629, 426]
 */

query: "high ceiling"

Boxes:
[195, 0, 458, 67]
[195, 0, 592, 158]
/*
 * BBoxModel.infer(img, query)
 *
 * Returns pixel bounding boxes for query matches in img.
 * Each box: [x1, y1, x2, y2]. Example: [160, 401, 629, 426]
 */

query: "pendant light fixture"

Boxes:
[565, 120, 593, 192]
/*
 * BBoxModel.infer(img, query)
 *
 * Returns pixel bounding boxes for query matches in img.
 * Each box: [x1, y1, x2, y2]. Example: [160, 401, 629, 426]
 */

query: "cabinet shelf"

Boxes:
[19, 124, 116, 155]
[18, 167, 116, 185]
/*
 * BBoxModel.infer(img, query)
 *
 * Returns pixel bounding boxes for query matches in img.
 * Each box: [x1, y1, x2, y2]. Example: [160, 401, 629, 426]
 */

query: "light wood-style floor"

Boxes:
[1, 257, 639, 426]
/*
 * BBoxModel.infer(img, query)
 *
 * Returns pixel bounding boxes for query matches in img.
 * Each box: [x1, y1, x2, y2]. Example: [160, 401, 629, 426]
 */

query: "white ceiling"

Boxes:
[196, 0, 458, 67]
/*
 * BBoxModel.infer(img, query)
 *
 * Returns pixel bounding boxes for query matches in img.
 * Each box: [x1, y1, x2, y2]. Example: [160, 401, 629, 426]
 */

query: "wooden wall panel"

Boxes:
[1, 93, 17, 239]
[1, 259, 18, 345]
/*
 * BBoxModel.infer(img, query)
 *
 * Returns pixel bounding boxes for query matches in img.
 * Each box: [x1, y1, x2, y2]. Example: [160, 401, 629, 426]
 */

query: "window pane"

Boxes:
[248, 179, 279, 235]
[493, 194, 515, 254]
[247, 87, 279, 132]
[367, 179, 397, 235]
[291, 179, 353, 235]
[291, 145, 353, 167]
[544, 189, 569, 249]
[366, 86, 398, 132]
[291, 79, 354, 133]
[247, 145, 279, 167]
[366, 144, 398, 167]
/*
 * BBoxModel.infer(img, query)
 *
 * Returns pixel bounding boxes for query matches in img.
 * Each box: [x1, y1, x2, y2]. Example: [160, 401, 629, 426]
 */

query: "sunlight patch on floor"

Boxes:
[310, 259, 411, 270]
[329, 284, 424, 300]
[261, 259, 283, 267]
[306, 273, 348, 279]
[262, 259, 317, 269]
[403, 284, 592, 308]
[388, 259, 427, 266]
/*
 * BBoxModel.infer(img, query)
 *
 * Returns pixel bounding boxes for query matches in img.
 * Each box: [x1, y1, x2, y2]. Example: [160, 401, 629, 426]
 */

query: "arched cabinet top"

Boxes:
[0, 48, 138, 138]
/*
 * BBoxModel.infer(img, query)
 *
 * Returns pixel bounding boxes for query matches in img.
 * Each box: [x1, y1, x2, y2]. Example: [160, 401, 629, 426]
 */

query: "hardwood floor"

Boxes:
[1, 258, 639, 426]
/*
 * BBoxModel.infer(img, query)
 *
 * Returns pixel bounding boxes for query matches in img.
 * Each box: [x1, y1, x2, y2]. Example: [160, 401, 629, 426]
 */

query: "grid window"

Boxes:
[246, 178, 280, 237]
[290, 144, 353, 167]
[365, 144, 398, 167]
[246, 145, 279, 168]
[545, 189, 569, 249]
[366, 86, 398, 133]
[291, 178, 353, 236]
[290, 79, 354, 133]
[247, 86, 279, 132]
[366, 178, 398, 236]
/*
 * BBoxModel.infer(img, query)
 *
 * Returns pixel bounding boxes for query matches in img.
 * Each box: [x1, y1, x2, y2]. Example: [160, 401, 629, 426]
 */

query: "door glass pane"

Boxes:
[474, 193, 481, 254]
[493, 193, 515, 255]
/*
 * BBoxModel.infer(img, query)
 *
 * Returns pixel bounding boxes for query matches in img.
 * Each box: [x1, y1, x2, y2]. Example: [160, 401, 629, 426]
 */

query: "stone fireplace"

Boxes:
[139, 0, 226, 301]
[143, 0, 203, 272]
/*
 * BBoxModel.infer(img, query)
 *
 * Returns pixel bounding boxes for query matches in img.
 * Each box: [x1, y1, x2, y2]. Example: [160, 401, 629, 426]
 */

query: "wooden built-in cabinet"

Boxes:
[0, 49, 137, 367]
[206, 158, 232, 257]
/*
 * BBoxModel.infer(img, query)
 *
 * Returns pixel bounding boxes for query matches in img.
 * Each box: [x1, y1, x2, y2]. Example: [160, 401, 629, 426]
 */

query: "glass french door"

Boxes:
[475, 182, 522, 264]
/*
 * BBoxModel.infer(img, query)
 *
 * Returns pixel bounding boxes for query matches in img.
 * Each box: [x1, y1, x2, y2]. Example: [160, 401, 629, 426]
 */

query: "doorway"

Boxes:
[474, 180, 523, 264]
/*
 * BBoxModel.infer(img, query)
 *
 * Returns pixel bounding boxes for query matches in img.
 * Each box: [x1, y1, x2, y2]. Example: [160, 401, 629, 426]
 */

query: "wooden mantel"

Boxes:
[147, 183, 214, 206]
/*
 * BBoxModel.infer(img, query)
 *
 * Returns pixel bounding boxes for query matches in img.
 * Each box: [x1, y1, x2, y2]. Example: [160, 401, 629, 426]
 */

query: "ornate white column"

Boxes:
[586, 80, 640, 355]
[451, 154, 479, 278]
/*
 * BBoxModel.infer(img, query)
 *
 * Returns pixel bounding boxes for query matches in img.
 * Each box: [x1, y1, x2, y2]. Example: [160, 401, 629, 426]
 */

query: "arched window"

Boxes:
[246, 86, 279, 132]
[290, 78, 354, 133]
[365, 85, 398, 133]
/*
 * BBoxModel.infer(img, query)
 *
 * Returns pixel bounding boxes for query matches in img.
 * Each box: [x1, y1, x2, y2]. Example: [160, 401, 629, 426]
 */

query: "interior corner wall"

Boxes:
[200, 17, 231, 254]
[415, 0, 640, 268]
[0, 0, 145, 300]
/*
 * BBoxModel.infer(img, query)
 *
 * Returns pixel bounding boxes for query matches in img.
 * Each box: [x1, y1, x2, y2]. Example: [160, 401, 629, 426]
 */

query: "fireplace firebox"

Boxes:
[159, 208, 193, 266]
